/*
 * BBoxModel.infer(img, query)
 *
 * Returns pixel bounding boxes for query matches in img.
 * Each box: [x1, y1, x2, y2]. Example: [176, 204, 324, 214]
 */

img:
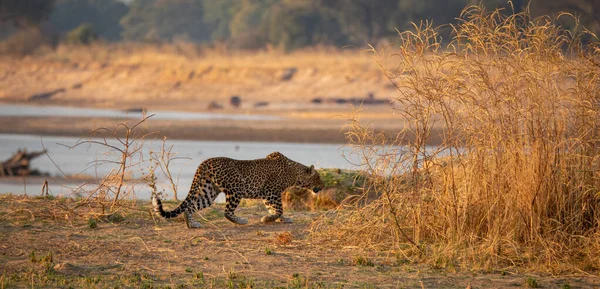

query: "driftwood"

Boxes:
[0, 149, 46, 176]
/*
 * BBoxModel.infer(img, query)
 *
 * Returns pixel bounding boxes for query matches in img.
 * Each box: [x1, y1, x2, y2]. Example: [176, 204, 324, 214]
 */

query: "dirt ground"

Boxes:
[1, 195, 598, 289]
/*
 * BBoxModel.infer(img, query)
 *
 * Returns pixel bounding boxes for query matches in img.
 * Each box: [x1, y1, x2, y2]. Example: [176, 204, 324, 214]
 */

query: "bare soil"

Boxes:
[1, 195, 598, 288]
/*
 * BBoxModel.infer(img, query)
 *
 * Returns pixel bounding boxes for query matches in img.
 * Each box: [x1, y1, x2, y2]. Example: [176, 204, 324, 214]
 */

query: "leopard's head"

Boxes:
[295, 164, 324, 193]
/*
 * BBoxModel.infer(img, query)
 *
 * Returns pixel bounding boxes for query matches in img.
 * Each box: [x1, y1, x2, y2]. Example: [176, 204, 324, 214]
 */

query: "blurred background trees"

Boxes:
[1, 0, 599, 52]
[0, 0, 55, 25]
[49, 0, 127, 41]
[120, 0, 210, 42]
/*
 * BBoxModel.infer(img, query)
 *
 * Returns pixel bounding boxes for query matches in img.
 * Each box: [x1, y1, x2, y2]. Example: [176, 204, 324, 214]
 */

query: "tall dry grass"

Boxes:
[312, 4, 600, 272]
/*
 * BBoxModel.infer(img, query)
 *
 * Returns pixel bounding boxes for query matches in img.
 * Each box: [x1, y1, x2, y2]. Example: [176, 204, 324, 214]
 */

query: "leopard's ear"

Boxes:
[307, 165, 314, 173]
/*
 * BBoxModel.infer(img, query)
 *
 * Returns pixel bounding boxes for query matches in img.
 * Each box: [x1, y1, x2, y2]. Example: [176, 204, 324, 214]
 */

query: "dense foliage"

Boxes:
[0, 0, 55, 25]
[1, 0, 599, 49]
[49, 0, 128, 41]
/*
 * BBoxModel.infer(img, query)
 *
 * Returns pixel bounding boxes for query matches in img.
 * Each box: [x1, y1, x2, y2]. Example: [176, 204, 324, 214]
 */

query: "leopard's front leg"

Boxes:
[261, 196, 293, 223]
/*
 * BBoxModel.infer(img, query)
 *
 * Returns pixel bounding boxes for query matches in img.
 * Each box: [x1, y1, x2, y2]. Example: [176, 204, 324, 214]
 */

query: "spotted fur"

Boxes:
[152, 152, 324, 228]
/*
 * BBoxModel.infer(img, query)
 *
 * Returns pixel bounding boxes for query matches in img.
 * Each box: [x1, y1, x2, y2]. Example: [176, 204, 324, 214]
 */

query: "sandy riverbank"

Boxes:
[0, 46, 445, 144]
[0, 109, 411, 144]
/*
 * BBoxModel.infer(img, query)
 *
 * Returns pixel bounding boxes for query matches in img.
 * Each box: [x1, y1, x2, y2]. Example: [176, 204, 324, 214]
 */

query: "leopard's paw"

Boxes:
[225, 214, 248, 225]
[277, 216, 294, 223]
[261, 215, 278, 223]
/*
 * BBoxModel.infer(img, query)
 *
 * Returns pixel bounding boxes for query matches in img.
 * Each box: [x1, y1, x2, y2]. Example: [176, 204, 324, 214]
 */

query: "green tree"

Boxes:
[264, 1, 347, 50]
[49, 0, 128, 41]
[0, 0, 55, 26]
[397, 0, 469, 40]
[201, 0, 241, 41]
[120, 0, 209, 42]
[319, 0, 399, 45]
[227, 0, 278, 48]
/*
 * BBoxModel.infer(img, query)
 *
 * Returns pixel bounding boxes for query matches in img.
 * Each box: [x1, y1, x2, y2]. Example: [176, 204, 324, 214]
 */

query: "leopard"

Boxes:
[152, 151, 324, 228]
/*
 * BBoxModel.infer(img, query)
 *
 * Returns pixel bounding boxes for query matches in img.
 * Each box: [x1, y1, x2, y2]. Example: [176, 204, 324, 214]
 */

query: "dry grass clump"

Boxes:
[282, 187, 316, 211]
[283, 169, 364, 211]
[274, 231, 294, 245]
[312, 3, 600, 272]
[282, 188, 346, 211]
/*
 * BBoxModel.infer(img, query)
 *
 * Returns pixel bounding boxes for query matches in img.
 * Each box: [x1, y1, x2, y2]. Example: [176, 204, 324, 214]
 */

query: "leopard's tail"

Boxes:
[152, 193, 189, 219]
[152, 164, 220, 219]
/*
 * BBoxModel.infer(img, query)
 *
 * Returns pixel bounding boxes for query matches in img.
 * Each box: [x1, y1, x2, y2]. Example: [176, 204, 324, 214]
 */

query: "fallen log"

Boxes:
[0, 149, 46, 176]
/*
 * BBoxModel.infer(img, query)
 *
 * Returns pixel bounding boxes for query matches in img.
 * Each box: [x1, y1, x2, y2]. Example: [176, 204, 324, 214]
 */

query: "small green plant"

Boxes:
[29, 251, 37, 263]
[185, 267, 192, 273]
[288, 273, 307, 288]
[107, 213, 125, 223]
[88, 218, 97, 229]
[561, 283, 571, 289]
[353, 256, 374, 267]
[395, 255, 410, 266]
[525, 277, 539, 288]
[194, 272, 205, 284]
[264, 247, 272, 255]
[83, 276, 102, 285]
[41, 252, 53, 268]
[237, 277, 255, 288]
[227, 268, 237, 280]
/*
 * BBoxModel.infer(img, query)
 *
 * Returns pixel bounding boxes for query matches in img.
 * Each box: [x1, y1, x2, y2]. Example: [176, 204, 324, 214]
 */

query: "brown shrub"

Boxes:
[274, 231, 293, 245]
[0, 27, 48, 56]
[311, 4, 600, 273]
[282, 187, 341, 212]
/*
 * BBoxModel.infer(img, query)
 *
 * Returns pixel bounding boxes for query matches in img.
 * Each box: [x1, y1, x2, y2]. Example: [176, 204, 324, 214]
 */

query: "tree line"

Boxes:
[1, 0, 598, 51]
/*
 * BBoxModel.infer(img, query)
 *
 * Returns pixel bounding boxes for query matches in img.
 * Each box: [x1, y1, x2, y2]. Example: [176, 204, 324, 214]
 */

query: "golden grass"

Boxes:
[282, 188, 341, 212]
[311, 4, 600, 273]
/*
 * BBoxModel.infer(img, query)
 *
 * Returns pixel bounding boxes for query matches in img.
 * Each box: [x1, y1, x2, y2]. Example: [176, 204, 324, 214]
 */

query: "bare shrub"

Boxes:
[312, 4, 600, 272]
[54, 115, 158, 219]
[149, 137, 190, 201]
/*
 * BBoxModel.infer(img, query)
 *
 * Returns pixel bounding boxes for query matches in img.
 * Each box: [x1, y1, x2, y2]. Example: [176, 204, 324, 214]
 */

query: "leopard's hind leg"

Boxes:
[223, 190, 248, 225]
[184, 209, 202, 228]
[184, 177, 221, 228]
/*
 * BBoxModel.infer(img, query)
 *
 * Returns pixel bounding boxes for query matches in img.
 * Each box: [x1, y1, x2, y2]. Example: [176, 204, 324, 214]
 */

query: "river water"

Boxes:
[0, 133, 356, 201]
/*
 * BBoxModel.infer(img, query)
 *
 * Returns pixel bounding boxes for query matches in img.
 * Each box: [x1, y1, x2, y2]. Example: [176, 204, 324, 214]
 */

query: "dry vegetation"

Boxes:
[0, 43, 390, 110]
[312, 4, 600, 273]
[2, 3, 600, 288]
